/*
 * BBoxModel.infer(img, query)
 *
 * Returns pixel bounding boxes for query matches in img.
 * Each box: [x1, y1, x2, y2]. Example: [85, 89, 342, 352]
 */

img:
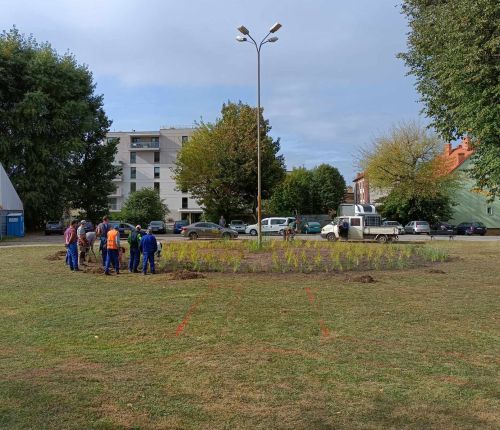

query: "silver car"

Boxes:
[404, 220, 430, 234]
[181, 222, 238, 240]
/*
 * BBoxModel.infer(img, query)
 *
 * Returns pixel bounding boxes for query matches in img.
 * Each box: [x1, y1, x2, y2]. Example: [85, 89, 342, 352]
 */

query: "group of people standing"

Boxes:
[64, 216, 158, 275]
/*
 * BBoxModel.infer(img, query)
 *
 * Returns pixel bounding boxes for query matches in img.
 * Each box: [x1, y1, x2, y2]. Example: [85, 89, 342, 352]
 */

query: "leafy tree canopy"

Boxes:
[359, 122, 459, 223]
[174, 101, 286, 220]
[121, 188, 169, 227]
[269, 164, 346, 216]
[0, 28, 119, 228]
[399, 0, 500, 198]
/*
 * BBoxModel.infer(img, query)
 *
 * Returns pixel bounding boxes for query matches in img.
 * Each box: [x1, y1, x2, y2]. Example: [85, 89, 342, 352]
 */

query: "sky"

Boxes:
[1, 0, 423, 182]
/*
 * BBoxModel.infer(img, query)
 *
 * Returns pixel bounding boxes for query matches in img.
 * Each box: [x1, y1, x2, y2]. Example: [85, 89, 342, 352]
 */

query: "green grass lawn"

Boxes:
[0, 242, 499, 429]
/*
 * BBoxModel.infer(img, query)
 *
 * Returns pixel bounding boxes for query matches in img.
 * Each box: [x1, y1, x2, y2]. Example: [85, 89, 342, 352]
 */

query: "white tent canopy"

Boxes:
[0, 163, 23, 211]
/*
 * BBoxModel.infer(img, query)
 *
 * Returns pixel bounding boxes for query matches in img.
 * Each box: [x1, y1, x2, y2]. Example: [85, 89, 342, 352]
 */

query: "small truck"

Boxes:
[321, 204, 399, 243]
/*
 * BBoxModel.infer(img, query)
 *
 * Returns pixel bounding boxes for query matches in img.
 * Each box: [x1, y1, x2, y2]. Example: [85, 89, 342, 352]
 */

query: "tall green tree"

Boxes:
[121, 188, 169, 227]
[312, 164, 346, 215]
[269, 167, 314, 215]
[0, 28, 117, 228]
[399, 0, 500, 198]
[269, 164, 346, 215]
[69, 137, 121, 224]
[359, 122, 459, 223]
[174, 101, 286, 220]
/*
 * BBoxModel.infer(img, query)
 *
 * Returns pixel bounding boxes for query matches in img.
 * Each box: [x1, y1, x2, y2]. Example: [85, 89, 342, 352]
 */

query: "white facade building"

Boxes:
[106, 128, 202, 223]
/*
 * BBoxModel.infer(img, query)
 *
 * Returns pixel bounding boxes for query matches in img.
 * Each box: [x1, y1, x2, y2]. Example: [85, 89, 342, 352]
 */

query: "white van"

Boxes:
[245, 217, 295, 236]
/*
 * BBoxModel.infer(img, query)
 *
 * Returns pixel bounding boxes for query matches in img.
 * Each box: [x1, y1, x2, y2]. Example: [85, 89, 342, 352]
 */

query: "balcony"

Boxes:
[109, 187, 122, 197]
[130, 140, 160, 150]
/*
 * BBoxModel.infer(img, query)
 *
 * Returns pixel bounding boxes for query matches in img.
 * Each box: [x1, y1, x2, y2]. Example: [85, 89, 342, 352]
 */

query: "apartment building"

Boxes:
[106, 128, 202, 223]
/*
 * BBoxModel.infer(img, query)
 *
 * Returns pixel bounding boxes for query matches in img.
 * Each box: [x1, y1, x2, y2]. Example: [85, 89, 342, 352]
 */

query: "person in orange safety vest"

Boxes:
[104, 225, 121, 275]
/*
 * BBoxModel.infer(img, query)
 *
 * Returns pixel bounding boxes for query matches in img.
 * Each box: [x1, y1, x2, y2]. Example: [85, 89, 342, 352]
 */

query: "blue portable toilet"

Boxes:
[7, 212, 25, 237]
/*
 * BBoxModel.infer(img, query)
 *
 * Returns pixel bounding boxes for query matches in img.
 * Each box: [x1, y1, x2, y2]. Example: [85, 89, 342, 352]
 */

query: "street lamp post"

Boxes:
[237, 22, 282, 248]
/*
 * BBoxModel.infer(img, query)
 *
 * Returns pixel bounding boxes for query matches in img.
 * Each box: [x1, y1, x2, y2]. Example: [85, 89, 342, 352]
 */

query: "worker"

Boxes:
[139, 229, 158, 275]
[128, 224, 142, 273]
[64, 220, 79, 272]
[104, 224, 121, 275]
[77, 220, 89, 266]
[96, 216, 111, 267]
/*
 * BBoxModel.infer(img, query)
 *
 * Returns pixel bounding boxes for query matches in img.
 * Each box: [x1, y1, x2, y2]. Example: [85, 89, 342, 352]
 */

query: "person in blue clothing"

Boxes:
[96, 215, 111, 268]
[128, 225, 142, 273]
[139, 229, 158, 275]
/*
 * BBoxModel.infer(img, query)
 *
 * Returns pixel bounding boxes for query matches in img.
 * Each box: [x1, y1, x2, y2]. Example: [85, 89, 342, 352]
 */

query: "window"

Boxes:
[350, 218, 361, 227]
[154, 167, 160, 178]
[154, 152, 160, 163]
[365, 216, 381, 227]
[152, 137, 159, 143]
[108, 198, 117, 211]
[182, 136, 189, 144]
[130, 151, 136, 164]
[271, 218, 286, 225]
[487, 207, 494, 216]
[182, 197, 188, 209]
[130, 182, 136, 193]
[132, 137, 140, 143]
[154, 182, 160, 192]
[130, 167, 136, 179]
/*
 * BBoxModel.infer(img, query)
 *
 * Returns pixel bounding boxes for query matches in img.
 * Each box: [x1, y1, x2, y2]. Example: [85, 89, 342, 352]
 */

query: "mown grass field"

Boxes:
[0, 241, 499, 429]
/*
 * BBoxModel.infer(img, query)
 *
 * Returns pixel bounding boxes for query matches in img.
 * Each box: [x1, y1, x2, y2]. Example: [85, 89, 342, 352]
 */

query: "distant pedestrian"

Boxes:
[219, 215, 226, 228]
[64, 220, 79, 272]
[128, 224, 142, 273]
[139, 229, 158, 275]
[104, 225, 121, 275]
[96, 216, 111, 267]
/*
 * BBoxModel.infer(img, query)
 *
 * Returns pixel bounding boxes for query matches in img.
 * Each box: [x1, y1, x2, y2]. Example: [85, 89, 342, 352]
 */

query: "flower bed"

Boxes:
[158, 240, 448, 273]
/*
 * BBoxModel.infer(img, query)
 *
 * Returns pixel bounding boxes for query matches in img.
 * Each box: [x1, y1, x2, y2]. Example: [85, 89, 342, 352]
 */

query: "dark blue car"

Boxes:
[455, 221, 487, 236]
[173, 220, 189, 234]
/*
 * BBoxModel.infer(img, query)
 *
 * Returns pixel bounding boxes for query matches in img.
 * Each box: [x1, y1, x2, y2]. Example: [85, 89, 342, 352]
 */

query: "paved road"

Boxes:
[1, 232, 499, 248]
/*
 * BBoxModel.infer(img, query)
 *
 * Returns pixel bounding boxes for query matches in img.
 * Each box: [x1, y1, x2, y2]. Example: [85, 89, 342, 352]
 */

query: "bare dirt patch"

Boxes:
[45, 250, 67, 261]
[428, 269, 446, 274]
[348, 275, 377, 283]
[167, 270, 206, 280]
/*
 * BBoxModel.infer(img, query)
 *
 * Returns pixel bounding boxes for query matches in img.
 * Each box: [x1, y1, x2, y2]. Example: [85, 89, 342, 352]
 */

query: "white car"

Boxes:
[245, 217, 295, 236]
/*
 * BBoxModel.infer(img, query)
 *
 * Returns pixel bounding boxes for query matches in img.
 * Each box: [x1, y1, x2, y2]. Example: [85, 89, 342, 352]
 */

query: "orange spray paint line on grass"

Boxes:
[304, 287, 330, 338]
[175, 284, 218, 337]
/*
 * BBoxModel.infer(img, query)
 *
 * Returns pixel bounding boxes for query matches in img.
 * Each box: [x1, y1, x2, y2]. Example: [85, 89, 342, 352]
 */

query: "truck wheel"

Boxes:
[249, 229, 257, 236]
[377, 235, 388, 244]
[326, 233, 336, 242]
[189, 232, 198, 240]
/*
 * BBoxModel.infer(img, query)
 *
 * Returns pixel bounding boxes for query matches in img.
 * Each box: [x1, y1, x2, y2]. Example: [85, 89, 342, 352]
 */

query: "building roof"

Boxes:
[0, 163, 23, 211]
[441, 137, 475, 174]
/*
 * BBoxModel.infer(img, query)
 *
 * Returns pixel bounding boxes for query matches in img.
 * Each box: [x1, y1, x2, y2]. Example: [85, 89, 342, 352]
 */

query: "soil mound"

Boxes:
[168, 270, 206, 280]
[45, 250, 67, 261]
[351, 275, 376, 283]
[428, 269, 446, 274]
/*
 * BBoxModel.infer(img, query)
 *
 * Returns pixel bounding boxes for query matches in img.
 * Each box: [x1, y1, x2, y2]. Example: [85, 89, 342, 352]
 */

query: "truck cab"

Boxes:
[321, 213, 398, 243]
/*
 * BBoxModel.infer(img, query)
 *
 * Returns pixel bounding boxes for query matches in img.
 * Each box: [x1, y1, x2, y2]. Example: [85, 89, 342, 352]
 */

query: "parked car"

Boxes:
[181, 222, 238, 240]
[45, 221, 64, 235]
[455, 221, 487, 236]
[109, 221, 136, 238]
[245, 217, 295, 236]
[382, 220, 405, 235]
[148, 220, 166, 234]
[430, 221, 455, 235]
[301, 221, 321, 234]
[404, 221, 431, 235]
[229, 220, 247, 234]
[173, 220, 189, 234]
